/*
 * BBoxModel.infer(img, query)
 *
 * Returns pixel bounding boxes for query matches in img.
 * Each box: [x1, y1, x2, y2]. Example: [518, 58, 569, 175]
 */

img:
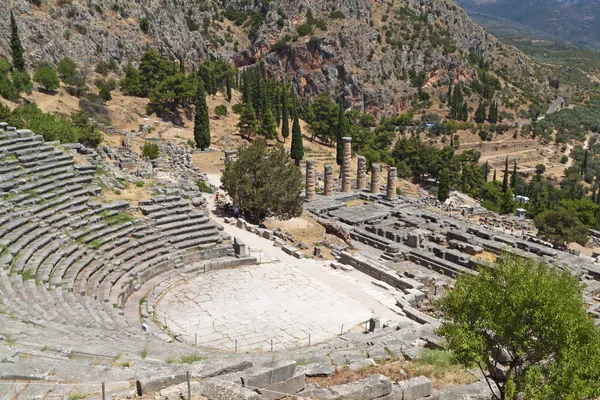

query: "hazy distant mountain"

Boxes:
[458, 0, 600, 49]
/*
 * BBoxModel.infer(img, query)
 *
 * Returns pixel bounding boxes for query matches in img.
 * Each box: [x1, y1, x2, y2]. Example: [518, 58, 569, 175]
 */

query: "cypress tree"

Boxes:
[447, 84, 452, 105]
[226, 70, 232, 103]
[511, 161, 518, 189]
[460, 101, 468, 122]
[259, 99, 277, 140]
[10, 11, 25, 71]
[281, 85, 290, 142]
[474, 101, 486, 123]
[238, 101, 257, 139]
[483, 162, 489, 182]
[207, 67, 217, 97]
[502, 157, 509, 193]
[592, 187, 597, 203]
[438, 168, 450, 202]
[492, 168, 497, 182]
[335, 102, 346, 167]
[582, 150, 589, 176]
[194, 82, 210, 150]
[290, 99, 304, 166]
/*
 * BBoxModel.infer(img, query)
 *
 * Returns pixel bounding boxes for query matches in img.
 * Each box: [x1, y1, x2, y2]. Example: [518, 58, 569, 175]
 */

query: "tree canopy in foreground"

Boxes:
[221, 139, 303, 223]
[438, 253, 600, 400]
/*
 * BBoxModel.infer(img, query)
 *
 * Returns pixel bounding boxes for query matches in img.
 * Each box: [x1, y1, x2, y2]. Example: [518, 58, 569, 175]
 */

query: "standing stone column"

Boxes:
[357, 156, 367, 190]
[371, 163, 381, 195]
[324, 164, 334, 196]
[341, 137, 352, 192]
[386, 167, 397, 200]
[305, 159, 316, 201]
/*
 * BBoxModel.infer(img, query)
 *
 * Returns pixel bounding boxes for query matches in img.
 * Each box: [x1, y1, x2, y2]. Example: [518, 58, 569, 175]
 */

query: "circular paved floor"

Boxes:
[155, 263, 374, 351]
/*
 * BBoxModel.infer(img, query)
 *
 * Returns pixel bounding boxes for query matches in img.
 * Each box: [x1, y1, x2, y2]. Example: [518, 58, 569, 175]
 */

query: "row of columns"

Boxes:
[305, 137, 396, 200]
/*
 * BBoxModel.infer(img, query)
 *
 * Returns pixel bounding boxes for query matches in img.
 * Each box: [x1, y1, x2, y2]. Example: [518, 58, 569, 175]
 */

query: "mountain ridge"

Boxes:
[1, 0, 552, 114]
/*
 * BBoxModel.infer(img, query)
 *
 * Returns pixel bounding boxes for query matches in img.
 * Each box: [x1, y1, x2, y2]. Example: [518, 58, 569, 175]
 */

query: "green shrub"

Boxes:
[560, 155, 569, 164]
[142, 141, 160, 160]
[57, 57, 77, 79]
[12, 70, 32, 94]
[0, 76, 18, 101]
[135, 181, 144, 188]
[215, 105, 227, 116]
[196, 180, 213, 193]
[139, 17, 149, 33]
[330, 10, 345, 19]
[297, 23, 313, 37]
[232, 103, 244, 114]
[187, 139, 196, 148]
[34, 65, 60, 91]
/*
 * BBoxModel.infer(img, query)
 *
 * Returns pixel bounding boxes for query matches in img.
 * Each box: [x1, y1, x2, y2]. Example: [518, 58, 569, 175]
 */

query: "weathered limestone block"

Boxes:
[357, 156, 367, 190]
[371, 163, 381, 194]
[241, 360, 296, 389]
[342, 137, 352, 192]
[397, 376, 432, 400]
[324, 164, 334, 196]
[234, 237, 248, 257]
[197, 380, 260, 400]
[306, 159, 316, 201]
[386, 167, 397, 200]
[303, 363, 335, 377]
[330, 374, 392, 400]
[259, 374, 306, 400]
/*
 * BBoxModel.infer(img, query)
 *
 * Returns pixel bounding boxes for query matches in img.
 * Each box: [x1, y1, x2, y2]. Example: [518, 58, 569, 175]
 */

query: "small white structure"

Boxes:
[516, 208, 526, 219]
[514, 195, 530, 204]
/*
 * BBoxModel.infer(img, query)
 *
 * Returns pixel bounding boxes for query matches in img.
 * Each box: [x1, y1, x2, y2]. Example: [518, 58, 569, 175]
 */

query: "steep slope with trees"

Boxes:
[0, 0, 550, 114]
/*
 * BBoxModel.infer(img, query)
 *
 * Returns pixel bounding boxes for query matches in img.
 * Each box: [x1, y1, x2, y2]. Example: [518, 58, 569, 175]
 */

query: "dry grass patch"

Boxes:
[346, 199, 365, 207]
[308, 350, 477, 390]
[472, 251, 497, 264]
[103, 183, 153, 206]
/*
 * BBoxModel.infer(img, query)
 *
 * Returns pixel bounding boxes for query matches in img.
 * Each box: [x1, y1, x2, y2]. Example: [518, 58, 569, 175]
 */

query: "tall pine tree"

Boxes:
[582, 150, 589, 176]
[335, 102, 346, 166]
[194, 82, 210, 150]
[290, 97, 304, 165]
[502, 157, 509, 193]
[511, 161, 518, 189]
[238, 101, 257, 139]
[226, 70, 232, 103]
[483, 162, 489, 182]
[259, 99, 277, 139]
[460, 101, 468, 122]
[438, 168, 450, 202]
[474, 101, 486, 123]
[492, 168, 497, 182]
[281, 85, 290, 142]
[10, 11, 25, 71]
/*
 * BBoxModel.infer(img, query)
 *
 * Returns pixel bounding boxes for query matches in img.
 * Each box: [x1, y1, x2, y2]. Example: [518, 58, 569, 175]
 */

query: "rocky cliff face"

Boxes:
[1, 0, 551, 114]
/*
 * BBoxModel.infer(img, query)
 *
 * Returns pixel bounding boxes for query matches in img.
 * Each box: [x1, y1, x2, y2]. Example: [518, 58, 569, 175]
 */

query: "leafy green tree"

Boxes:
[10, 12, 25, 71]
[194, 82, 210, 150]
[33, 65, 60, 91]
[535, 208, 589, 245]
[57, 57, 77, 80]
[222, 139, 303, 223]
[0, 75, 18, 101]
[290, 101, 304, 165]
[12, 70, 32, 94]
[438, 253, 600, 400]
[120, 63, 142, 96]
[238, 102, 257, 139]
[438, 168, 450, 202]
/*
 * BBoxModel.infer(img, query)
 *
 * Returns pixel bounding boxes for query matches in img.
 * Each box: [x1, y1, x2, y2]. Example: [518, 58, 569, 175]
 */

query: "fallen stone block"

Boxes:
[293, 251, 303, 259]
[241, 360, 296, 389]
[197, 379, 260, 400]
[330, 374, 392, 400]
[303, 362, 335, 377]
[258, 373, 306, 400]
[299, 383, 340, 400]
[348, 358, 376, 371]
[398, 376, 432, 400]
